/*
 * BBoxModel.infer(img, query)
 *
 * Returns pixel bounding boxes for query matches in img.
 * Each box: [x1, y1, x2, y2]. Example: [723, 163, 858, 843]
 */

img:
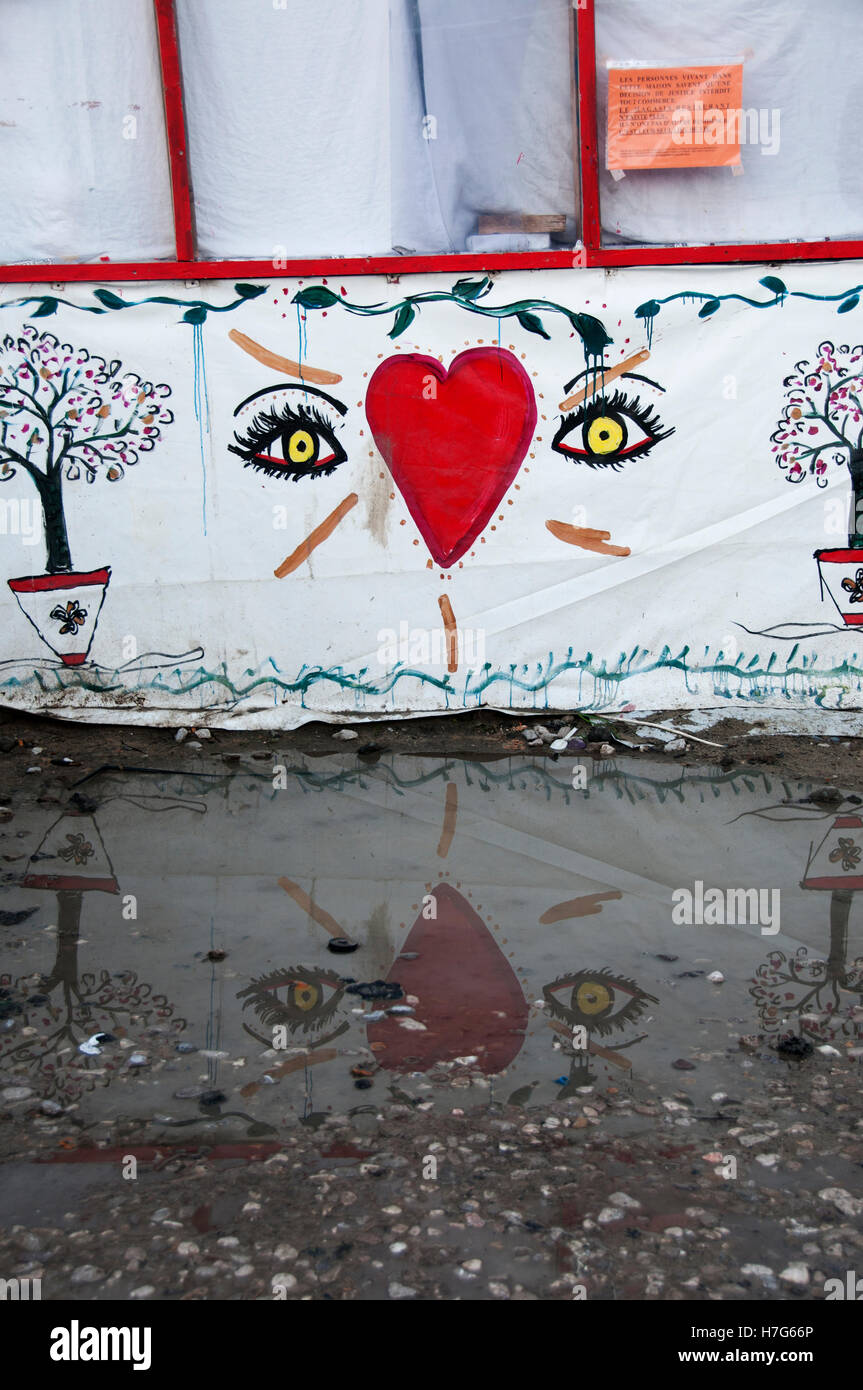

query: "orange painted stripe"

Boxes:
[274, 493, 358, 577]
[545, 1017, 631, 1070]
[240, 1047, 338, 1098]
[539, 890, 622, 923]
[546, 520, 631, 558]
[437, 783, 458, 858]
[278, 877, 346, 937]
[229, 328, 342, 384]
[438, 593, 458, 673]
[559, 348, 650, 410]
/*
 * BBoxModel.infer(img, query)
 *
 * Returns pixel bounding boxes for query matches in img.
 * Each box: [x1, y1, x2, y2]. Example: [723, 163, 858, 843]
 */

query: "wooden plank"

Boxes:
[477, 214, 567, 235]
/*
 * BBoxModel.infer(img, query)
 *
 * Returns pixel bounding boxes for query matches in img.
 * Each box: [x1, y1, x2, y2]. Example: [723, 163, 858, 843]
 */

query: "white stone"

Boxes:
[597, 1206, 624, 1224]
[818, 1187, 863, 1218]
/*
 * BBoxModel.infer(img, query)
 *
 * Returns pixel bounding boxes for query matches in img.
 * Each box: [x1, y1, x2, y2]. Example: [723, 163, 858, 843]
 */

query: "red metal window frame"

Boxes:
[1, 0, 861, 284]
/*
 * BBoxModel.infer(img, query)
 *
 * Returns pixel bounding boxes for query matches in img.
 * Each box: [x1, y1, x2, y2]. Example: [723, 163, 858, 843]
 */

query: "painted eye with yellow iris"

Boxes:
[543, 968, 657, 1039]
[552, 382, 674, 471]
[229, 384, 348, 482]
[236, 965, 345, 1043]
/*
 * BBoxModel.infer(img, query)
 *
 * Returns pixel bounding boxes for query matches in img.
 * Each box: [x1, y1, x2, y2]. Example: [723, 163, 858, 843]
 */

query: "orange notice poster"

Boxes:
[607, 64, 744, 171]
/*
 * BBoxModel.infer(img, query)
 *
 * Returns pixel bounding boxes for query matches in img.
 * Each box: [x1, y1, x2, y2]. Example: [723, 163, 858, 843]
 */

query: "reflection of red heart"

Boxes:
[367, 884, 528, 1072]
[365, 349, 537, 567]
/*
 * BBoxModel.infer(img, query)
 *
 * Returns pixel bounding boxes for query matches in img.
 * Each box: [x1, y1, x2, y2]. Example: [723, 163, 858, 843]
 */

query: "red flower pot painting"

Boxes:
[8, 567, 111, 666]
[0, 325, 173, 663]
[814, 550, 863, 626]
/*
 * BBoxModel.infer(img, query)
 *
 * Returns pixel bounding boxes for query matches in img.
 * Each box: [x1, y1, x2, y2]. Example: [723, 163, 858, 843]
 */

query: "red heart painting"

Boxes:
[365, 348, 537, 567]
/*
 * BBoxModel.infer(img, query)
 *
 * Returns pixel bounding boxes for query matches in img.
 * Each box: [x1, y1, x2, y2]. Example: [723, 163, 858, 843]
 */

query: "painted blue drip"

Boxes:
[192, 322, 211, 536]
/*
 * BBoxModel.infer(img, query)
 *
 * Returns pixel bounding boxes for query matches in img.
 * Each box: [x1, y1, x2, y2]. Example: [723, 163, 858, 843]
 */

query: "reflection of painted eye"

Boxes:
[229, 384, 347, 482]
[552, 388, 673, 470]
[543, 968, 657, 1038]
[237, 965, 344, 1034]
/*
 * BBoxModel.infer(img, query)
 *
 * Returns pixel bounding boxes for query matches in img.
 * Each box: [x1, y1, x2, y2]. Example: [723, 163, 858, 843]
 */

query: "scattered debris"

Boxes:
[775, 1034, 814, 1059]
[345, 980, 403, 1001]
[78, 1032, 115, 1056]
[0, 908, 37, 927]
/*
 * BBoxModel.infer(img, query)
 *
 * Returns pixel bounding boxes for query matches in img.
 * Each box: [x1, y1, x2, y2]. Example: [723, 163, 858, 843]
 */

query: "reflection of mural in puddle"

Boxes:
[1, 810, 185, 1102]
[366, 884, 528, 1073]
[4, 757, 841, 1136]
[543, 968, 658, 1095]
[751, 809, 863, 1043]
[237, 965, 348, 1050]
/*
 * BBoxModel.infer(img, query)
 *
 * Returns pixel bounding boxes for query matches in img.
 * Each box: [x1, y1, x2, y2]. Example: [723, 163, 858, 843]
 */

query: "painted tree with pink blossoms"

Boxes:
[771, 340, 863, 547]
[0, 324, 173, 573]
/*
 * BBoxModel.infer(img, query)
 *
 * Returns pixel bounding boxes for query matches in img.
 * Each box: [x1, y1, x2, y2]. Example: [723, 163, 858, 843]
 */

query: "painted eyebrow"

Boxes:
[229, 328, 342, 385]
[563, 370, 665, 396]
[232, 382, 348, 418]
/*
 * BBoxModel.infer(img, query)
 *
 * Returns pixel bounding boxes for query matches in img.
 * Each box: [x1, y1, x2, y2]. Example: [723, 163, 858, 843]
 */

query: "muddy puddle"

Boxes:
[1, 752, 861, 1301]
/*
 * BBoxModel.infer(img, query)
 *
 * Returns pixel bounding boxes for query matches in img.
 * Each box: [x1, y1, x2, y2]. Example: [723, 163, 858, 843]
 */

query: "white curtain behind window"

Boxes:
[392, 0, 577, 253]
[177, 0, 576, 258]
[0, 0, 174, 263]
[596, 0, 863, 246]
[175, 0, 393, 259]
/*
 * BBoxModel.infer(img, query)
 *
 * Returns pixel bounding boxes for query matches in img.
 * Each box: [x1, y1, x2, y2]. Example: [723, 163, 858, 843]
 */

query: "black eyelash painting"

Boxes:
[236, 965, 345, 1035]
[229, 384, 348, 482]
[552, 387, 674, 470]
[543, 967, 658, 1038]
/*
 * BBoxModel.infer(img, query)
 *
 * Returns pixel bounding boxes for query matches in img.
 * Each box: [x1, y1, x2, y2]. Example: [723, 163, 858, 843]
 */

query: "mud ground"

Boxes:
[1, 705, 862, 793]
[1, 1043, 861, 1302]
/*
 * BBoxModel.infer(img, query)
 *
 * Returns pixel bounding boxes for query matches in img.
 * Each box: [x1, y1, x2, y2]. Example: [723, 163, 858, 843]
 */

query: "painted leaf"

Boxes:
[233, 283, 266, 299]
[568, 311, 613, 354]
[93, 289, 127, 310]
[516, 310, 550, 340]
[452, 277, 491, 302]
[182, 306, 208, 325]
[838, 295, 859, 314]
[759, 276, 787, 296]
[634, 299, 661, 321]
[293, 287, 339, 310]
[30, 299, 58, 318]
[389, 303, 416, 338]
[698, 299, 721, 318]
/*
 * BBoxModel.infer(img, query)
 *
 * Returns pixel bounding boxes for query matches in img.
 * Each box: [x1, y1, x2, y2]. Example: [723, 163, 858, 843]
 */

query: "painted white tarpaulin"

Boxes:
[2, 264, 863, 728]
